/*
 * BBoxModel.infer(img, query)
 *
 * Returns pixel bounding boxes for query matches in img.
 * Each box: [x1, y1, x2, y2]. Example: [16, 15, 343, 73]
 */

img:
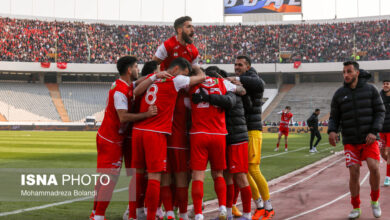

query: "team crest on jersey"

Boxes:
[156, 78, 167, 83]
[174, 45, 180, 50]
[202, 78, 218, 87]
[173, 52, 178, 57]
[111, 82, 117, 90]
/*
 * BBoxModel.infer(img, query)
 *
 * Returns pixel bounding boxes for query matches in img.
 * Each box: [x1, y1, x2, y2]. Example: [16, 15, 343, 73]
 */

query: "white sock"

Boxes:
[180, 213, 189, 220]
[243, 212, 252, 219]
[166, 210, 175, 218]
[219, 205, 227, 213]
[195, 214, 204, 220]
[94, 215, 104, 220]
[255, 198, 264, 209]
[264, 200, 273, 210]
[227, 207, 233, 217]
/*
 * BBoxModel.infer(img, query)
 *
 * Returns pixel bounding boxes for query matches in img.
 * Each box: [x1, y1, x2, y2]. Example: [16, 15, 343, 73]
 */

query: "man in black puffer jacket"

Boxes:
[192, 67, 253, 219]
[227, 56, 273, 219]
[328, 61, 385, 219]
[379, 80, 390, 186]
[307, 108, 321, 153]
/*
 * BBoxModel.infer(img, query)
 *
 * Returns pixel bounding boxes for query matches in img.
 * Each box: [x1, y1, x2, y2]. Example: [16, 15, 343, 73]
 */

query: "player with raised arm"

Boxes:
[131, 58, 205, 220]
[90, 56, 158, 220]
[275, 106, 293, 152]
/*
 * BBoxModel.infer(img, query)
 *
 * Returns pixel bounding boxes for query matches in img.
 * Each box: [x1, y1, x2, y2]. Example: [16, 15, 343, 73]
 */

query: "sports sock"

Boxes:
[248, 164, 270, 201]
[92, 179, 102, 211]
[128, 175, 137, 219]
[191, 180, 204, 215]
[285, 143, 288, 149]
[226, 184, 234, 208]
[176, 187, 188, 214]
[135, 173, 145, 208]
[370, 189, 380, 202]
[95, 175, 117, 216]
[351, 195, 360, 209]
[233, 181, 240, 205]
[387, 164, 390, 177]
[145, 179, 160, 220]
[214, 177, 227, 207]
[276, 143, 279, 148]
[240, 186, 252, 213]
[160, 186, 173, 212]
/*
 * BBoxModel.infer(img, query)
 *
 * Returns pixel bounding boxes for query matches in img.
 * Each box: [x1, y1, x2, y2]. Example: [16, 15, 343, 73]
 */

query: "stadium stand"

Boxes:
[0, 82, 60, 121]
[1, 16, 390, 64]
[58, 83, 110, 122]
[265, 83, 341, 122]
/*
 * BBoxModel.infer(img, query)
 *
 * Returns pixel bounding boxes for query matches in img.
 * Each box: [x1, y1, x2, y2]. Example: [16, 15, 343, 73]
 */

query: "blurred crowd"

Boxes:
[1, 17, 389, 64]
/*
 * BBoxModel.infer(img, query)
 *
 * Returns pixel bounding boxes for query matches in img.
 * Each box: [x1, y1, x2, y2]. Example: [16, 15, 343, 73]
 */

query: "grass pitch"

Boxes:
[0, 131, 342, 220]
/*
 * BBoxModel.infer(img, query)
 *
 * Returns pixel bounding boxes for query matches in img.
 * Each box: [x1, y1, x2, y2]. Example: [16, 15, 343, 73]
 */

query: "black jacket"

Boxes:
[328, 70, 385, 145]
[207, 92, 249, 145]
[307, 113, 319, 130]
[380, 90, 390, 132]
[239, 67, 265, 131]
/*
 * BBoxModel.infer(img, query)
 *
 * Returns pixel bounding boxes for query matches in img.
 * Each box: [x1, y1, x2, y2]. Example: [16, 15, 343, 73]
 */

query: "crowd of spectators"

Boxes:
[1, 17, 389, 64]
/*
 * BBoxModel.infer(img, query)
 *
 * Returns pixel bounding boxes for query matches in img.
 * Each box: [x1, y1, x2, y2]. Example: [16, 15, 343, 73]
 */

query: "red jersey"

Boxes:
[280, 112, 293, 128]
[155, 36, 199, 71]
[189, 77, 236, 135]
[98, 79, 133, 143]
[167, 91, 190, 149]
[133, 75, 190, 134]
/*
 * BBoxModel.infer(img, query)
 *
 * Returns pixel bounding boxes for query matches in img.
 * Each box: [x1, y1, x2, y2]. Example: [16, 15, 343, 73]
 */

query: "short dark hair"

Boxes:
[168, 57, 192, 72]
[315, 108, 320, 112]
[205, 66, 220, 78]
[286, 106, 291, 110]
[117, 56, 137, 75]
[383, 79, 390, 83]
[236, 55, 251, 66]
[219, 69, 228, 78]
[174, 16, 192, 34]
[141, 60, 158, 76]
[343, 61, 359, 71]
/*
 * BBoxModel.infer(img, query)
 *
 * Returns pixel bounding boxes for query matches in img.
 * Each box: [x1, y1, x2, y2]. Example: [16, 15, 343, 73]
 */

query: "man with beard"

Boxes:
[153, 16, 199, 71]
[379, 79, 390, 186]
[328, 61, 385, 219]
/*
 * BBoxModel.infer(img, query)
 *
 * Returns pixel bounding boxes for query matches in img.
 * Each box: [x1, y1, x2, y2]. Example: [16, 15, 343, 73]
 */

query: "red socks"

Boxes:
[176, 187, 189, 214]
[128, 175, 137, 219]
[214, 177, 227, 207]
[233, 182, 240, 205]
[95, 175, 117, 216]
[240, 186, 252, 213]
[226, 184, 234, 208]
[161, 186, 174, 212]
[351, 195, 360, 209]
[146, 179, 160, 220]
[370, 190, 380, 202]
[135, 173, 146, 208]
[387, 164, 390, 177]
[276, 143, 280, 148]
[285, 144, 288, 149]
[191, 180, 204, 215]
[92, 178, 102, 211]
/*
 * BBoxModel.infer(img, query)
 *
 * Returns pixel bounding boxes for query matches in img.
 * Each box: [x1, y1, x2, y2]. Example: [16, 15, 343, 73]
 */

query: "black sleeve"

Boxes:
[370, 86, 385, 134]
[239, 74, 265, 94]
[307, 115, 314, 127]
[208, 92, 237, 110]
[328, 91, 341, 134]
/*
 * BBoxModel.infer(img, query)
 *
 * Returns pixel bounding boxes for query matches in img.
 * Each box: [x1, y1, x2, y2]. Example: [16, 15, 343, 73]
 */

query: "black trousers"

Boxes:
[310, 128, 322, 149]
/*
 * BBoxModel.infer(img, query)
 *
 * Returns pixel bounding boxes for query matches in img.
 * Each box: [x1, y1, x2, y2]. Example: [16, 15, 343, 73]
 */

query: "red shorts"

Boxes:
[166, 147, 190, 173]
[96, 134, 123, 175]
[344, 141, 380, 167]
[122, 137, 134, 176]
[379, 133, 390, 148]
[131, 129, 167, 173]
[227, 142, 249, 173]
[279, 127, 289, 136]
[190, 134, 226, 171]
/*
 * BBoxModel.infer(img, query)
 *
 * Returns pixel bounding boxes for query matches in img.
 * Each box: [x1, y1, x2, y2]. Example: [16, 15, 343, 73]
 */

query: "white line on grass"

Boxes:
[262, 142, 329, 159]
[0, 187, 128, 217]
[284, 171, 370, 220]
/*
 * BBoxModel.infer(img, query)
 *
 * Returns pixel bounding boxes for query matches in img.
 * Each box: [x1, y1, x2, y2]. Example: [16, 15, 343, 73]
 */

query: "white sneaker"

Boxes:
[285, 148, 288, 152]
[384, 176, 390, 186]
[219, 206, 227, 220]
[123, 206, 129, 220]
[313, 147, 318, 152]
[156, 207, 165, 220]
[274, 147, 279, 151]
[371, 201, 381, 218]
[309, 149, 315, 153]
[348, 208, 361, 219]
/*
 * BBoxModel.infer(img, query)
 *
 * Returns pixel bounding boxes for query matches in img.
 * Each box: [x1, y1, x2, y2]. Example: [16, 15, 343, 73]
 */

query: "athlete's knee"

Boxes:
[234, 173, 249, 188]
[211, 170, 223, 179]
[148, 172, 161, 181]
[192, 170, 205, 181]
